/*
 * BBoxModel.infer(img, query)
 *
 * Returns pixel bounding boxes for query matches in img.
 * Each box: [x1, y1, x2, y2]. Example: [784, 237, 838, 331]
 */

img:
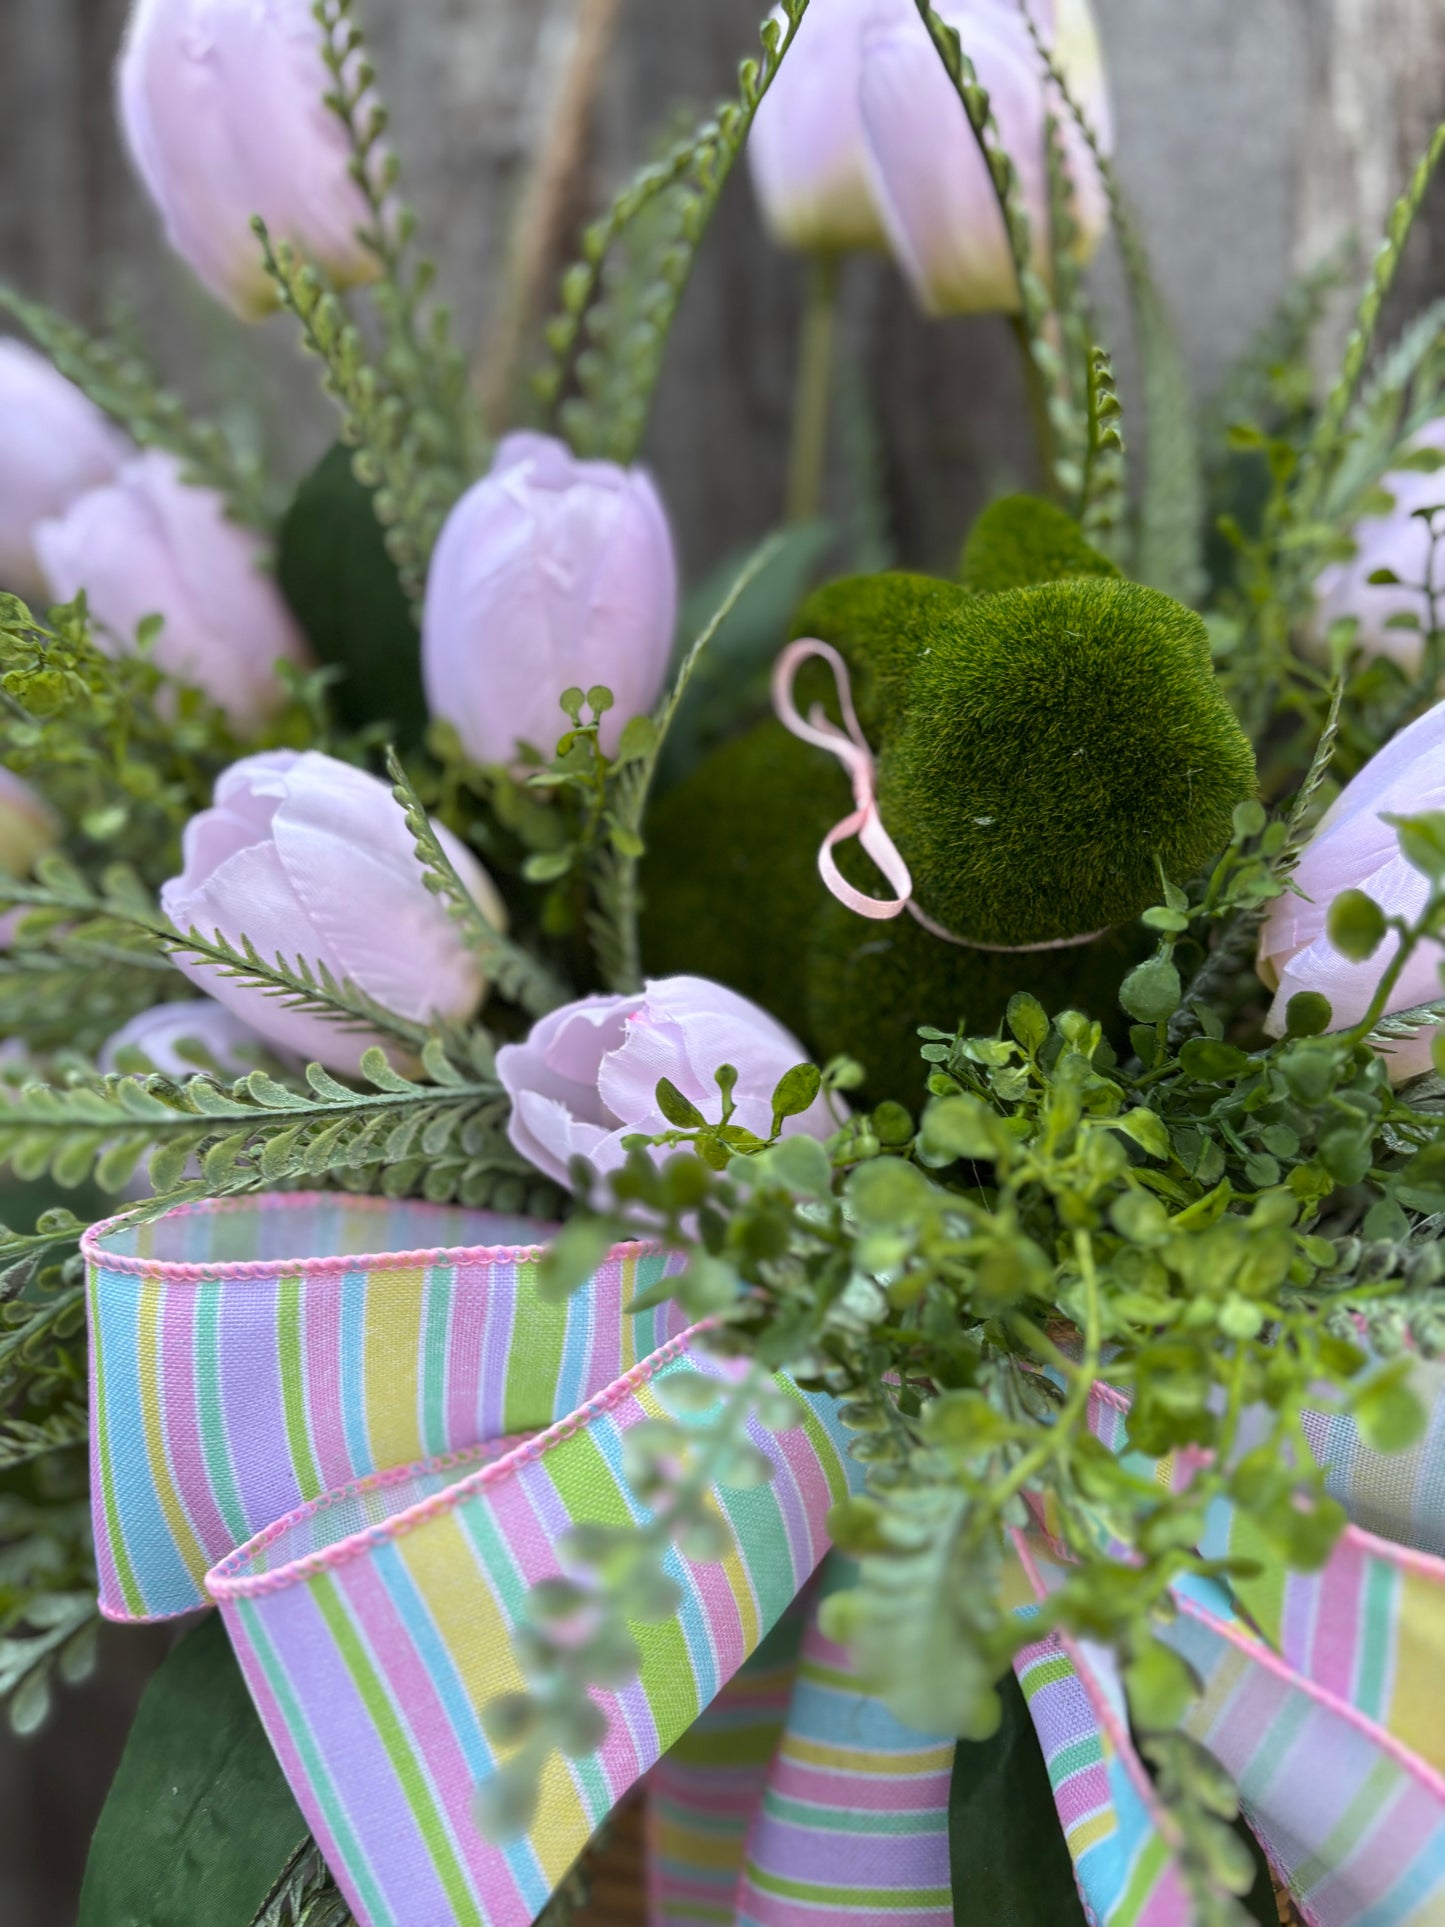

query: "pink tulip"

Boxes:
[1259, 699, 1445, 1079]
[421, 433, 678, 766]
[160, 750, 507, 1072]
[0, 340, 131, 600]
[497, 976, 833, 1188]
[0, 768, 59, 879]
[1312, 418, 1445, 677]
[100, 999, 272, 1079]
[748, 1, 1112, 314]
[747, 0, 908, 255]
[33, 451, 310, 730]
[860, 0, 1113, 317]
[117, 0, 379, 320]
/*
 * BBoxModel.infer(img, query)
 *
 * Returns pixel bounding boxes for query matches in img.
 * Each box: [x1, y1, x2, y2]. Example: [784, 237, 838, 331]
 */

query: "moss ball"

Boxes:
[788, 571, 964, 737]
[640, 720, 846, 1044]
[958, 493, 1122, 594]
[640, 717, 1152, 1103]
[877, 577, 1255, 946]
[803, 896, 1150, 1101]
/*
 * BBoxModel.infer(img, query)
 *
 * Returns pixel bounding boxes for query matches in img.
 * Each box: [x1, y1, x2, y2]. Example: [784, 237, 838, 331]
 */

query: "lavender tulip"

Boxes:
[0, 340, 131, 599]
[160, 750, 507, 1072]
[860, 0, 1113, 316]
[117, 0, 379, 319]
[33, 451, 310, 729]
[100, 999, 273, 1079]
[0, 769, 59, 879]
[1259, 699, 1445, 1079]
[747, 0, 907, 255]
[421, 433, 678, 766]
[1312, 418, 1445, 677]
[497, 975, 833, 1188]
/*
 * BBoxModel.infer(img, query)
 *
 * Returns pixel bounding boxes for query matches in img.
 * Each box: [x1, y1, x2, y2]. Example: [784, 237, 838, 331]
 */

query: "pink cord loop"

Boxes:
[770, 638, 915, 921]
[771, 638, 1109, 955]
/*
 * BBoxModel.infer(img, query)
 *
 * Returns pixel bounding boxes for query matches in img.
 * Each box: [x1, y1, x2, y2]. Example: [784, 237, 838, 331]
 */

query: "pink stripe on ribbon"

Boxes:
[771, 639, 1104, 953]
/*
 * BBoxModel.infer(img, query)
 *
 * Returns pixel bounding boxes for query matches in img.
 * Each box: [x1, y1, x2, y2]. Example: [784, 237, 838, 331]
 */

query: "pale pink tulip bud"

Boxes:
[100, 999, 272, 1079]
[747, 0, 909, 255]
[160, 750, 508, 1072]
[1312, 418, 1445, 677]
[497, 975, 832, 1188]
[860, 0, 1114, 316]
[1259, 700, 1445, 1080]
[116, 0, 379, 320]
[421, 433, 678, 766]
[33, 451, 310, 730]
[0, 768, 59, 878]
[0, 340, 131, 599]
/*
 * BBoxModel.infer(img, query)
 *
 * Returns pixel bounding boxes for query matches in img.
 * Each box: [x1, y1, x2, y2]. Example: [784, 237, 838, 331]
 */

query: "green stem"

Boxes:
[1009, 313, 1058, 499]
[785, 254, 841, 525]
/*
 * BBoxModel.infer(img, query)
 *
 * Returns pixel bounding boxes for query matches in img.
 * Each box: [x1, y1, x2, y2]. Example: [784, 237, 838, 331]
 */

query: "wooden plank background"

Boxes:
[0, 1, 1441, 1920]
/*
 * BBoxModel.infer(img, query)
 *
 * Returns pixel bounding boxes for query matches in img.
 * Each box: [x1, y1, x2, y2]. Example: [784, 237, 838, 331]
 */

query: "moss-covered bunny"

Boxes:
[642, 498, 1256, 1100]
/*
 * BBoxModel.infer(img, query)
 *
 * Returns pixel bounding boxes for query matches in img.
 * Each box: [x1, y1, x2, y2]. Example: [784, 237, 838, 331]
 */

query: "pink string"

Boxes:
[770, 640, 1104, 953]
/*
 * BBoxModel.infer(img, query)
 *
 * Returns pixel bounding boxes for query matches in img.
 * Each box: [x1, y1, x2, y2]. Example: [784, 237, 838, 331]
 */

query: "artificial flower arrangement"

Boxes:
[0, 0, 1443, 1923]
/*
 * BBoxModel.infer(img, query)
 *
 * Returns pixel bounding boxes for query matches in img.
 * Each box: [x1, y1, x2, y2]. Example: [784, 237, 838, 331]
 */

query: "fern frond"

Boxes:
[0, 1044, 539, 1212]
[384, 752, 570, 1018]
[589, 533, 786, 991]
[1021, 9, 1204, 600]
[1294, 121, 1445, 526]
[0, 286, 270, 528]
[914, 0, 1084, 500]
[0, 855, 431, 1056]
[254, 222, 452, 609]
[1081, 344, 1127, 558]
[311, 0, 482, 484]
[538, 2, 810, 465]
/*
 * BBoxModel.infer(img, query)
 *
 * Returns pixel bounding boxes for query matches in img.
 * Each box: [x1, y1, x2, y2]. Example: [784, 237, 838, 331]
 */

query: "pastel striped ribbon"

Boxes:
[83, 1195, 862, 1927]
[83, 1196, 1445, 1926]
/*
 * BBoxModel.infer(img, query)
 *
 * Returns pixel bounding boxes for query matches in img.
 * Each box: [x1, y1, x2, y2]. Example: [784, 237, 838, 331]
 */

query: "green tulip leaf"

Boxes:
[948, 1666, 1086, 1924]
[277, 441, 427, 743]
[79, 1613, 309, 1927]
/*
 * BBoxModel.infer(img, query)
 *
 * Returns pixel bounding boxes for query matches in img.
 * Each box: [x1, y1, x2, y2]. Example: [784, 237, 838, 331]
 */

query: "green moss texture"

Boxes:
[957, 493, 1122, 595]
[641, 551, 1256, 1103]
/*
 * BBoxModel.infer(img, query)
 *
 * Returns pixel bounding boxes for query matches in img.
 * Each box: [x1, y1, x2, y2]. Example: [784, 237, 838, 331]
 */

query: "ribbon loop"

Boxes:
[771, 638, 915, 921]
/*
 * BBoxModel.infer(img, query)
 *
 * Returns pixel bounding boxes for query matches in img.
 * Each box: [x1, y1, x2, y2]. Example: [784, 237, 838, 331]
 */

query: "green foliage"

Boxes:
[79, 1613, 309, 1927]
[655, 520, 835, 793]
[0, 592, 250, 890]
[910, 2, 1085, 500]
[588, 535, 788, 991]
[0, 287, 270, 529]
[958, 494, 1121, 595]
[948, 1669, 1087, 1925]
[1021, 15, 1204, 599]
[385, 750, 570, 1019]
[312, 0, 480, 487]
[249, 1844, 354, 1927]
[0, 1034, 542, 1214]
[277, 443, 426, 742]
[536, 2, 811, 465]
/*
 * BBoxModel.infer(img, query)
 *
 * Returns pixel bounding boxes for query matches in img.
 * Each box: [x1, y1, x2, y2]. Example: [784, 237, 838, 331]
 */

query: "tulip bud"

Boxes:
[860, 0, 1114, 316]
[100, 999, 272, 1079]
[33, 451, 310, 730]
[0, 340, 131, 600]
[747, 0, 907, 255]
[0, 768, 59, 877]
[497, 975, 833, 1188]
[160, 750, 508, 1072]
[421, 433, 678, 766]
[1312, 418, 1445, 676]
[1258, 699, 1445, 1080]
[116, 0, 379, 320]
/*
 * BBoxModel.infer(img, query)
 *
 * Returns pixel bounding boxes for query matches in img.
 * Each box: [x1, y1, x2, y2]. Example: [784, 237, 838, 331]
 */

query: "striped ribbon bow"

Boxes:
[85, 1194, 1445, 1926]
